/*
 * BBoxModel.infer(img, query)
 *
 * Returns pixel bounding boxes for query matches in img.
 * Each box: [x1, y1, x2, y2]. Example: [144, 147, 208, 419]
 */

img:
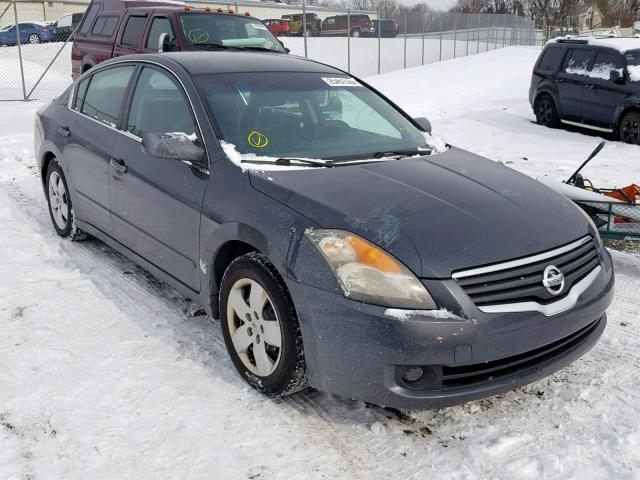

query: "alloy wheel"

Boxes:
[621, 116, 640, 145]
[538, 99, 554, 126]
[29, 34, 40, 44]
[48, 171, 69, 230]
[227, 278, 283, 377]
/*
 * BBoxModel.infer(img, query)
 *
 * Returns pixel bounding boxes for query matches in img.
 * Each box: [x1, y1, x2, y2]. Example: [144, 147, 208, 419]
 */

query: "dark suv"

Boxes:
[530, 37, 640, 144]
[72, 0, 285, 77]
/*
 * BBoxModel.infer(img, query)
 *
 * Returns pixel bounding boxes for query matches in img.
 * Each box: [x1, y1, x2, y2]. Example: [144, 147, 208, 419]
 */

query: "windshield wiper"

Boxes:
[241, 158, 333, 168]
[328, 149, 431, 163]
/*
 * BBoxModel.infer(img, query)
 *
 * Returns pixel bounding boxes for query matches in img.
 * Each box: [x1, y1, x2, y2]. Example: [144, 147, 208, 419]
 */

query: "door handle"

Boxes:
[58, 126, 71, 137]
[110, 157, 128, 174]
[584, 85, 594, 90]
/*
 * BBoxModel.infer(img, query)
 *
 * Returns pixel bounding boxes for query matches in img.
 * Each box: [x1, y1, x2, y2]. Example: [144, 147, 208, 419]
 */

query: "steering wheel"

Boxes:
[316, 120, 350, 138]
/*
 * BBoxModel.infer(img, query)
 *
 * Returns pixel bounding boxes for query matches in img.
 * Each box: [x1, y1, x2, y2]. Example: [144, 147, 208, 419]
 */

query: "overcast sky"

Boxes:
[399, 0, 457, 11]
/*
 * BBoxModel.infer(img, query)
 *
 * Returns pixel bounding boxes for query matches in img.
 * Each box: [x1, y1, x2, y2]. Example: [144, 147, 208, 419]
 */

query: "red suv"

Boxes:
[321, 14, 372, 37]
[263, 18, 290, 37]
[72, 0, 286, 78]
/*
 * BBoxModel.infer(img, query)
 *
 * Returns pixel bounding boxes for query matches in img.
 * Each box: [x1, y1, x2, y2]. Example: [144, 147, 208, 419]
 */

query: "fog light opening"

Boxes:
[401, 366, 424, 384]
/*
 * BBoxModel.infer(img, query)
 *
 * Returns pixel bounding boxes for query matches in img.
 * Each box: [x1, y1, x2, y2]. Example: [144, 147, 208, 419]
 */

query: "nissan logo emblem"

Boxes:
[542, 265, 565, 295]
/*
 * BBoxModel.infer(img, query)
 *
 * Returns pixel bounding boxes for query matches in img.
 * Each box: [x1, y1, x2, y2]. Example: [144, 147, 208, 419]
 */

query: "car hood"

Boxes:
[248, 147, 590, 278]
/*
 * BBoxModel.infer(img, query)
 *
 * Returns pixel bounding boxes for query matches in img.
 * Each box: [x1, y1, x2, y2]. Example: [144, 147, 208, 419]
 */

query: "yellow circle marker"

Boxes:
[188, 29, 209, 44]
[247, 130, 269, 148]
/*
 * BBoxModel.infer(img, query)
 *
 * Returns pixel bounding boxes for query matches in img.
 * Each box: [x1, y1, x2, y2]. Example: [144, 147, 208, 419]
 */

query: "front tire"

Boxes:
[45, 159, 87, 241]
[220, 252, 307, 397]
[535, 94, 560, 128]
[619, 111, 640, 145]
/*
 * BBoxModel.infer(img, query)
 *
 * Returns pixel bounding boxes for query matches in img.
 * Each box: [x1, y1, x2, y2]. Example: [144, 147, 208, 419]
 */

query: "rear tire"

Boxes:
[45, 159, 87, 241]
[350, 28, 360, 37]
[219, 252, 307, 397]
[535, 94, 560, 128]
[28, 33, 40, 44]
[619, 111, 640, 145]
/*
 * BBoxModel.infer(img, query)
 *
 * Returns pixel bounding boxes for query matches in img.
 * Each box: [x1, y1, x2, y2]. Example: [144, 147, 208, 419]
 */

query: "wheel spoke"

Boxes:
[231, 324, 252, 354]
[261, 321, 281, 348]
[253, 340, 274, 376]
[248, 280, 268, 315]
[55, 207, 65, 227]
[228, 288, 251, 320]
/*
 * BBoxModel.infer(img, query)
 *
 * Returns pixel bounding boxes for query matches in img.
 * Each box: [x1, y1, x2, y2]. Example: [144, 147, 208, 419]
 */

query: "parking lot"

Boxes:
[1, 46, 639, 479]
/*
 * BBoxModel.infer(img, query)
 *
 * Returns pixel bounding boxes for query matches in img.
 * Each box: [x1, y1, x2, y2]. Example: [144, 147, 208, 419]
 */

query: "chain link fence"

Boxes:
[0, 0, 537, 101]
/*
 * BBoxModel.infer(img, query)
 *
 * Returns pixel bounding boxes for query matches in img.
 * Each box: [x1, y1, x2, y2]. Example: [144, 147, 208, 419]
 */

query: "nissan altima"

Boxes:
[34, 51, 614, 409]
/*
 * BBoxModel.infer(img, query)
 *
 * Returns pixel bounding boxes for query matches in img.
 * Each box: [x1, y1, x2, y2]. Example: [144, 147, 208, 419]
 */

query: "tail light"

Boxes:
[394, 22, 399, 30]
[40, 26, 46, 32]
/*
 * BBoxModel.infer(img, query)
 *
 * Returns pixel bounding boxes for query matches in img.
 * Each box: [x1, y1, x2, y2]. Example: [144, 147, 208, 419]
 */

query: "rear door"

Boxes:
[63, 64, 136, 233]
[556, 47, 594, 121]
[581, 49, 628, 129]
[114, 13, 148, 56]
[109, 65, 208, 291]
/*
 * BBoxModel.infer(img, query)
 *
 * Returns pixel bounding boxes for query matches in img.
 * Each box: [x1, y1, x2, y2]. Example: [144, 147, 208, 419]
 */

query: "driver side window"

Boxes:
[126, 67, 197, 140]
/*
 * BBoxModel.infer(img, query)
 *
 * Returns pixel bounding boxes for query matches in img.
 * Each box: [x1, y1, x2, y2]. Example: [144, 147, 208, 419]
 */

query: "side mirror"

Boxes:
[158, 32, 174, 52]
[609, 69, 624, 84]
[278, 39, 290, 53]
[413, 117, 432, 134]
[142, 132, 205, 164]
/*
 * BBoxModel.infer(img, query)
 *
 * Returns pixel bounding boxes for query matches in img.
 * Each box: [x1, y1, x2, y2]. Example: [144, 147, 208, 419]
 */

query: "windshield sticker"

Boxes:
[188, 29, 209, 43]
[321, 77, 361, 87]
[247, 130, 269, 148]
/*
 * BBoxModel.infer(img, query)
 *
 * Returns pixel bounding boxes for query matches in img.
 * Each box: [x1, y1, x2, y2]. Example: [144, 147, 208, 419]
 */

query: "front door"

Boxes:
[109, 65, 208, 291]
[556, 47, 594, 121]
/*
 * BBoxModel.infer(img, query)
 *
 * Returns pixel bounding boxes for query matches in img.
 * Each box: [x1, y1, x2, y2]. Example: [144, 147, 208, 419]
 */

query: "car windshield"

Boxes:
[180, 13, 285, 53]
[195, 72, 433, 160]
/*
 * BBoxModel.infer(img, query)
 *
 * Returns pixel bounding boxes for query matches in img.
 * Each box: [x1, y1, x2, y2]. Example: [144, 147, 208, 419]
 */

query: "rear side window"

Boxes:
[537, 47, 561, 71]
[563, 48, 592, 75]
[126, 67, 196, 139]
[590, 51, 624, 80]
[79, 2, 101, 35]
[146, 17, 174, 49]
[72, 77, 90, 111]
[81, 66, 135, 127]
[121, 15, 147, 47]
[91, 15, 118, 36]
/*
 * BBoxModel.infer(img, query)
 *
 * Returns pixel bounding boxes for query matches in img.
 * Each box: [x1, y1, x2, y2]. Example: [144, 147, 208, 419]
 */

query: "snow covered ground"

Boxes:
[1, 47, 640, 479]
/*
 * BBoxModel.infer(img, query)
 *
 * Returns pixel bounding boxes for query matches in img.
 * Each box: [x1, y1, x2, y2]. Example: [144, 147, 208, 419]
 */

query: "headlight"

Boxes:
[305, 229, 437, 310]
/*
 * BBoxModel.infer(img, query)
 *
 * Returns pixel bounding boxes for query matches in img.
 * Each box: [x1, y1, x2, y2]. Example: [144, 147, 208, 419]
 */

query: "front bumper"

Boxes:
[287, 250, 614, 409]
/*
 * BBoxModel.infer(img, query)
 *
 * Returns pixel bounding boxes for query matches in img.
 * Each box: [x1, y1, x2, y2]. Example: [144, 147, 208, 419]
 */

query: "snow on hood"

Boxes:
[220, 134, 448, 173]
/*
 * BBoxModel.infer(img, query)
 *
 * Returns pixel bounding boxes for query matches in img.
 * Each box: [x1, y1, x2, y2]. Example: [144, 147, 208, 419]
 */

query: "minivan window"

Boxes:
[81, 66, 135, 127]
[538, 46, 561, 71]
[563, 48, 592, 75]
[126, 67, 197, 140]
[146, 17, 173, 49]
[626, 50, 640, 82]
[591, 51, 624, 80]
[121, 15, 147, 47]
[180, 13, 285, 52]
[195, 72, 430, 160]
[79, 2, 101, 35]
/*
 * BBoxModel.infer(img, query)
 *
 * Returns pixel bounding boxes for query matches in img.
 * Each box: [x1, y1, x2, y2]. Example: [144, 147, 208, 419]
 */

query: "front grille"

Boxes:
[441, 317, 601, 388]
[453, 237, 599, 307]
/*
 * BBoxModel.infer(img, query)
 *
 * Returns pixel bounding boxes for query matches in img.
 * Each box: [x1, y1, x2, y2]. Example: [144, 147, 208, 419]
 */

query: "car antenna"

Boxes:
[566, 141, 605, 185]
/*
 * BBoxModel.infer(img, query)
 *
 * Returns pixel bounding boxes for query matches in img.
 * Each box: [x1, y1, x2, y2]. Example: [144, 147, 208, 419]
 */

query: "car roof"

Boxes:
[101, 51, 344, 75]
[549, 36, 640, 53]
